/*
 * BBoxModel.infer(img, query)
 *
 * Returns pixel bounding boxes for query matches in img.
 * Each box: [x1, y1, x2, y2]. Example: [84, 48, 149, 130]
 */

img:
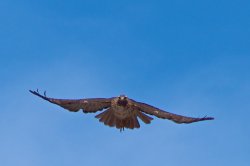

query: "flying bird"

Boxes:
[29, 90, 214, 131]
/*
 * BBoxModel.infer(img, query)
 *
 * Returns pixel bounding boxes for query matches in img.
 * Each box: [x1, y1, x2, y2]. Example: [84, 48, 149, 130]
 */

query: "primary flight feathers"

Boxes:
[30, 90, 214, 130]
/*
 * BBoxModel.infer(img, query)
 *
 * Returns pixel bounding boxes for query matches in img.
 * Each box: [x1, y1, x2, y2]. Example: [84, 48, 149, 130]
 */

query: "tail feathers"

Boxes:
[137, 111, 153, 124]
[107, 113, 116, 127]
[132, 115, 140, 128]
[95, 109, 117, 127]
[128, 118, 134, 129]
[95, 110, 142, 130]
[100, 110, 112, 123]
[124, 115, 140, 129]
[123, 116, 140, 129]
[115, 120, 122, 129]
[114, 117, 140, 131]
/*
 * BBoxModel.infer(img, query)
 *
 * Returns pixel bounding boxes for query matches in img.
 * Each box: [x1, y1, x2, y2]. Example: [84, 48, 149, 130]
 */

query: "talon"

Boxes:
[44, 91, 47, 97]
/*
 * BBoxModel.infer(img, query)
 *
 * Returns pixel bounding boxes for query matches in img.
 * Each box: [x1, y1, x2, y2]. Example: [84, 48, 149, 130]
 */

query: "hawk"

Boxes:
[30, 90, 214, 131]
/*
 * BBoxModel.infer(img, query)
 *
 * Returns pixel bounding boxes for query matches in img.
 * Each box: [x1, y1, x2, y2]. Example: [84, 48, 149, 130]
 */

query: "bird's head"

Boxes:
[117, 95, 128, 106]
[118, 94, 127, 100]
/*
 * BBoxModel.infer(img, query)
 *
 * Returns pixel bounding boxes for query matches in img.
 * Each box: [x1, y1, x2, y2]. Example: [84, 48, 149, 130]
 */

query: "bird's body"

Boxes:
[112, 96, 131, 119]
[29, 90, 214, 131]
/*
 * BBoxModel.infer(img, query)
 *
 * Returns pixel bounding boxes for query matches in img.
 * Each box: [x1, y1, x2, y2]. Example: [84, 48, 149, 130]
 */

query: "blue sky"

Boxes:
[0, 0, 250, 166]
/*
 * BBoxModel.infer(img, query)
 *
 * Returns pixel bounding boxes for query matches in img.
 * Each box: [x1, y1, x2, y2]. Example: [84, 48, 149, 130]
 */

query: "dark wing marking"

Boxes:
[29, 90, 112, 113]
[131, 100, 214, 124]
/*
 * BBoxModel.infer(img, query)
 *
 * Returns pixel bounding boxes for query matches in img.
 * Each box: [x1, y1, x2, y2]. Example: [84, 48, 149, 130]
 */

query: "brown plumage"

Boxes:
[29, 90, 214, 131]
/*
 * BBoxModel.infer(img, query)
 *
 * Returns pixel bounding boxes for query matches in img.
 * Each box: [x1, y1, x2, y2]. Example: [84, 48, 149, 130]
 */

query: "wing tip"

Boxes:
[29, 89, 50, 102]
[201, 116, 215, 121]
[29, 89, 36, 94]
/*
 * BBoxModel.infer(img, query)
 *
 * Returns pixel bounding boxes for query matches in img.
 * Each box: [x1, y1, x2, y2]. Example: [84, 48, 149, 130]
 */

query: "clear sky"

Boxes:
[0, 0, 250, 166]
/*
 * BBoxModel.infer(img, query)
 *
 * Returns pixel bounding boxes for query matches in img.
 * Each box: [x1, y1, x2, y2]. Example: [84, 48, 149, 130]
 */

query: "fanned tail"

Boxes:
[132, 115, 140, 128]
[124, 115, 140, 129]
[95, 110, 141, 131]
[95, 109, 119, 128]
[95, 109, 112, 124]
[107, 113, 116, 127]
[95, 109, 111, 123]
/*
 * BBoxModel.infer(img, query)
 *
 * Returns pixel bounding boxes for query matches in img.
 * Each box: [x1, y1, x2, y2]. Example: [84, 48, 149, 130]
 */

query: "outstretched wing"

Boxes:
[29, 90, 112, 113]
[132, 100, 214, 124]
